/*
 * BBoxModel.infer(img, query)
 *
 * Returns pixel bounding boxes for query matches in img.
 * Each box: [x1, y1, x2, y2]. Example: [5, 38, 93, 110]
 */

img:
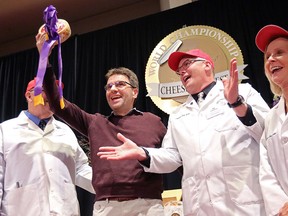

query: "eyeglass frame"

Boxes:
[176, 58, 206, 75]
[104, 80, 136, 91]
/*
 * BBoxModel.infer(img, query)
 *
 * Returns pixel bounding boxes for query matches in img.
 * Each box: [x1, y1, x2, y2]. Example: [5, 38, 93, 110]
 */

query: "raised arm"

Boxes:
[222, 58, 249, 117]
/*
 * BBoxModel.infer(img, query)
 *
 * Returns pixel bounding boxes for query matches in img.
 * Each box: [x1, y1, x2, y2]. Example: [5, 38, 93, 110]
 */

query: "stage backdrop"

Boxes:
[0, 0, 287, 215]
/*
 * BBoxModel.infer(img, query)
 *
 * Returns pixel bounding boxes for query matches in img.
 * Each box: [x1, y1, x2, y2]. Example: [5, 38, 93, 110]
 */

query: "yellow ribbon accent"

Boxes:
[60, 98, 65, 109]
[34, 94, 44, 106]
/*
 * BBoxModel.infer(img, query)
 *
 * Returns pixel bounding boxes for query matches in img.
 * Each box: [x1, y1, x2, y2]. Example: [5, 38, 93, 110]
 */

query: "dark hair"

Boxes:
[105, 67, 139, 89]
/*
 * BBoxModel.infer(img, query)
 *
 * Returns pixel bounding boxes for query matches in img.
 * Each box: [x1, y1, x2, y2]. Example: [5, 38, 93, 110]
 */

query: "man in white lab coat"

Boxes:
[0, 78, 94, 216]
[98, 49, 270, 215]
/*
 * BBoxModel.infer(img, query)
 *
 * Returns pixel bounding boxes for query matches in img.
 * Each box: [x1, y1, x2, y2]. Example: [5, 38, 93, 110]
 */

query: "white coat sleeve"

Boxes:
[259, 134, 288, 216]
[242, 84, 270, 143]
[143, 118, 182, 173]
[75, 145, 95, 194]
[0, 127, 4, 211]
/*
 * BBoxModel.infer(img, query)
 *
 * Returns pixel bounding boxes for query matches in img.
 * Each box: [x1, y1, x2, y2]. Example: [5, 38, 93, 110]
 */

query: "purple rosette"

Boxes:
[34, 5, 66, 109]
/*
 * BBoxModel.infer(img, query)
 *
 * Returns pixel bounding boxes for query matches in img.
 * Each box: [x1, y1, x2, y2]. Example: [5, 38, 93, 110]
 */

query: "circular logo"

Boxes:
[145, 25, 246, 114]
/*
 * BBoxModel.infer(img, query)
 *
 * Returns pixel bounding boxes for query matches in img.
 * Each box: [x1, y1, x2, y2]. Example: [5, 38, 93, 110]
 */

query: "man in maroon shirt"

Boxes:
[42, 58, 166, 215]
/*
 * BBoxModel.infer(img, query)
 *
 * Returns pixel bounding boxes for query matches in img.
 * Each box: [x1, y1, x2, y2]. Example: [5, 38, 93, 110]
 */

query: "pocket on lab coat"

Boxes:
[265, 132, 288, 164]
[223, 165, 263, 205]
[6, 182, 41, 215]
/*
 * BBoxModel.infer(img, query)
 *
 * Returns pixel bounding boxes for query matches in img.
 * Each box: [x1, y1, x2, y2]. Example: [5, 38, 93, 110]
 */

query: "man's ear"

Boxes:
[204, 61, 214, 76]
[204, 60, 213, 69]
[25, 91, 33, 102]
[132, 88, 139, 99]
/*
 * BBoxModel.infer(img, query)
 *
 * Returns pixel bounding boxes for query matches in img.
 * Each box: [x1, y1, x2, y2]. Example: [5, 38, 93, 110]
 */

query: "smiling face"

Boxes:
[105, 74, 138, 116]
[264, 37, 288, 94]
[177, 57, 215, 94]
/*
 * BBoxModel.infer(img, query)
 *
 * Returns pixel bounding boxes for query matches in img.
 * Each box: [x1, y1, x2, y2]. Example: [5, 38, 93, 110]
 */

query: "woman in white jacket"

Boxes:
[255, 24, 288, 216]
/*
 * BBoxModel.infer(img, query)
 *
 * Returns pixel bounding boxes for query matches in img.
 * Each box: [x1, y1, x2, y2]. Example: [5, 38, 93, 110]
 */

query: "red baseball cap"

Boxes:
[168, 49, 214, 71]
[25, 78, 64, 95]
[255, 24, 288, 53]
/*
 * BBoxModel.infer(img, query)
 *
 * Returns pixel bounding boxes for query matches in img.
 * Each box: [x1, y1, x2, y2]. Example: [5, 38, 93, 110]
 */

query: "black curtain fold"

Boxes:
[0, 49, 38, 121]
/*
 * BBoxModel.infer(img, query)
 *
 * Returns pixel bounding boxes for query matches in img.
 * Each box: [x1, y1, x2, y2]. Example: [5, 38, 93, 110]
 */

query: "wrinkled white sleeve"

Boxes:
[75, 145, 95, 194]
[0, 127, 4, 212]
[143, 118, 182, 173]
[259, 133, 288, 216]
[242, 84, 270, 142]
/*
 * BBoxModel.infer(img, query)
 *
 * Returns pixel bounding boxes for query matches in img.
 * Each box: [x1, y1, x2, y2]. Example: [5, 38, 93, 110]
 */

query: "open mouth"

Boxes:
[271, 66, 282, 74]
[111, 95, 122, 101]
[182, 74, 191, 83]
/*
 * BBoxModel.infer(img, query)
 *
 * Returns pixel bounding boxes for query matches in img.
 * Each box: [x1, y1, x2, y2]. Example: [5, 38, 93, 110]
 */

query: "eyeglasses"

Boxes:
[176, 58, 205, 75]
[104, 81, 135, 91]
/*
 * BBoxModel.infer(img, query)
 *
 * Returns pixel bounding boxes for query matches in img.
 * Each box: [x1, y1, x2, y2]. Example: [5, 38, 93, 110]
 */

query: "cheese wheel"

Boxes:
[38, 19, 71, 43]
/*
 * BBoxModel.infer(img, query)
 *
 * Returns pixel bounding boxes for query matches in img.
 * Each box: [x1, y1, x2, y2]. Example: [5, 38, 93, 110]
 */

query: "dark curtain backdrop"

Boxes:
[0, 0, 287, 215]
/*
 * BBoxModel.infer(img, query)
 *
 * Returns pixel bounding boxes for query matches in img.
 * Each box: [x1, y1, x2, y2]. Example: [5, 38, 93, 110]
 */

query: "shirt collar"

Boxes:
[107, 108, 143, 119]
[24, 110, 51, 126]
[192, 81, 216, 101]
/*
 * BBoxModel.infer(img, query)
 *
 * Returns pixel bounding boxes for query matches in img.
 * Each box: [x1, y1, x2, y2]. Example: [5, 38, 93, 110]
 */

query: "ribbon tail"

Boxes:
[60, 98, 65, 109]
[34, 40, 57, 106]
[57, 37, 65, 109]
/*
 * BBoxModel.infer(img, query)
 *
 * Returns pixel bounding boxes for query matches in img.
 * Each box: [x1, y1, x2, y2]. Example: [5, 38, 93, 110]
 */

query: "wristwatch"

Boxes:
[227, 95, 245, 108]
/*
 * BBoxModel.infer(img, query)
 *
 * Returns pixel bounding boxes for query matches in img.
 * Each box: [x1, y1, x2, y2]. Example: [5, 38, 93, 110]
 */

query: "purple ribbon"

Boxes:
[35, 5, 64, 108]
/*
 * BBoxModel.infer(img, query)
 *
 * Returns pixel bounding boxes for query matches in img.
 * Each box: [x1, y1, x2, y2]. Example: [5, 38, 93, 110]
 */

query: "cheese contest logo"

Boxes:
[145, 25, 248, 114]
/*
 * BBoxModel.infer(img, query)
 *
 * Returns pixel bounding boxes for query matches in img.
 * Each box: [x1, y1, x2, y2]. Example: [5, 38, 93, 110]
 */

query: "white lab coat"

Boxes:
[145, 81, 270, 216]
[0, 111, 94, 216]
[260, 96, 288, 216]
